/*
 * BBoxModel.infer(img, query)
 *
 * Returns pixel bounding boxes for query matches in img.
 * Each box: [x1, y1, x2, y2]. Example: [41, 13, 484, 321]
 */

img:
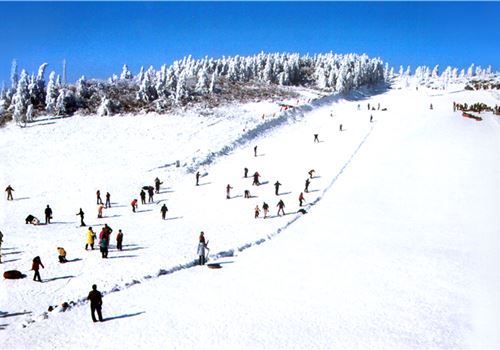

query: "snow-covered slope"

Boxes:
[1, 84, 499, 349]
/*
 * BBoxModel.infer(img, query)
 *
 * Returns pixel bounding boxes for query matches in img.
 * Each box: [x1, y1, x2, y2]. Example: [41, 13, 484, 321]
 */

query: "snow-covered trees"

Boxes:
[45, 71, 59, 114]
[10, 59, 18, 91]
[11, 70, 31, 125]
[120, 64, 132, 80]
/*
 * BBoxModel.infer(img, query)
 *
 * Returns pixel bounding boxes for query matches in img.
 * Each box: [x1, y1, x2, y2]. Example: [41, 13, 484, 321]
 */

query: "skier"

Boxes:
[254, 145, 258, 157]
[160, 203, 168, 219]
[76, 208, 86, 227]
[226, 184, 233, 199]
[196, 172, 200, 186]
[57, 247, 67, 263]
[155, 177, 162, 193]
[308, 169, 315, 179]
[339, 124, 343, 132]
[274, 181, 281, 196]
[86, 227, 96, 250]
[299, 192, 305, 206]
[430, 103, 433, 110]
[105, 192, 111, 208]
[96, 190, 103, 205]
[99, 224, 112, 258]
[314, 134, 319, 143]
[131, 199, 138, 213]
[305, 178, 311, 193]
[97, 204, 105, 218]
[244, 167, 249, 178]
[116, 229, 123, 251]
[262, 202, 269, 218]
[140, 190, 146, 205]
[87, 284, 103, 322]
[370, 114, 373, 123]
[254, 205, 260, 219]
[244, 190, 251, 198]
[252, 172, 261, 186]
[32, 256, 44, 282]
[5, 185, 14, 200]
[44, 205, 53, 224]
[147, 186, 154, 203]
[277, 199, 285, 216]
[197, 231, 208, 265]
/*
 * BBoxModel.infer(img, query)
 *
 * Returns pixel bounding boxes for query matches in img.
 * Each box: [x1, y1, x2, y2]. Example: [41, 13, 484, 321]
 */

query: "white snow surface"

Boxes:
[1, 84, 500, 349]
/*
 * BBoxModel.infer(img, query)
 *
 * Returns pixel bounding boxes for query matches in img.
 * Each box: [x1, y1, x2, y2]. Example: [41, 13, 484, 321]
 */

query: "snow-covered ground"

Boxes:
[1, 83, 500, 349]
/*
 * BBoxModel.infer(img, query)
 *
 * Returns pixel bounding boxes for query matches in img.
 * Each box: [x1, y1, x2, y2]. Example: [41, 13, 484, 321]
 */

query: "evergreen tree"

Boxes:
[12, 69, 30, 126]
[120, 64, 132, 80]
[10, 59, 18, 91]
[45, 71, 59, 114]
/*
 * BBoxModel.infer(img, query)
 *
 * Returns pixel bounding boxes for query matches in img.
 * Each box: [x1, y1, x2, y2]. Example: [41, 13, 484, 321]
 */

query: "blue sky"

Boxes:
[1, 1, 499, 85]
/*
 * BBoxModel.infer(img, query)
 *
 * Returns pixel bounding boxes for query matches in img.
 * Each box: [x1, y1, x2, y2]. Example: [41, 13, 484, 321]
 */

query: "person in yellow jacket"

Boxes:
[86, 227, 96, 250]
[57, 247, 67, 263]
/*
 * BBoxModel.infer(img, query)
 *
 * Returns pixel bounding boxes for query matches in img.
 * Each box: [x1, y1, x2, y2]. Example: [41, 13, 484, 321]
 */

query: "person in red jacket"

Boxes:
[32, 256, 44, 282]
[299, 192, 305, 207]
[131, 199, 138, 212]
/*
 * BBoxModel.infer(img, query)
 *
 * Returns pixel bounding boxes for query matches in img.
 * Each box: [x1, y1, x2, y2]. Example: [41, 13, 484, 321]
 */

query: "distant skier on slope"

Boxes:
[96, 190, 103, 205]
[57, 247, 67, 263]
[160, 204, 168, 219]
[32, 256, 44, 282]
[196, 172, 200, 186]
[274, 181, 282, 195]
[305, 178, 311, 193]
[76, 208, 86, 227]
[277, 199, 285, 216]
[147, 187, 154, 203]
[44, 205, 53, 224]
[131, 199, 138, 213]
[116, 229, 124, 251]
[5, 185, 14, 200]
[198, 231, 208, 265]
[299, 192, 305, 207]
[226, 184, 233, 199]
[86, 227, 96, 250]
[87, 284, 103, 322]
[140, 189, 146, 205]
[97, 204, 105, 218]
[105, 192, 111, 208]
[262, 202, 269, 218]
[252, 172, 261, 186]
[155, 177, 162, 193]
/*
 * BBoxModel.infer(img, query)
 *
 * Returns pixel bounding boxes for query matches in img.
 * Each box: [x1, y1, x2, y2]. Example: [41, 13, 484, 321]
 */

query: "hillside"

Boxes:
[1, 82, 500, 349]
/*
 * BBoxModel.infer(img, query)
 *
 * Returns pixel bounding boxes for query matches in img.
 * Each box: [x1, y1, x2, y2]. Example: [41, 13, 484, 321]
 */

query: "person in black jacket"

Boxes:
[140, 190, 146, 205]
[160, 204, 168, 220]
[87, 284, 103, 322]
[76, 208, 86, 227]
[274, 181, 281, 196]
[44, 205, 53, 224]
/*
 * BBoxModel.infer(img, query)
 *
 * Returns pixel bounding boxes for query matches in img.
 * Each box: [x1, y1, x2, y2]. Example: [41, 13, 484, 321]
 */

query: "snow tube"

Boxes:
[3, 270, 25, 279]
[207, 263, 222, 269]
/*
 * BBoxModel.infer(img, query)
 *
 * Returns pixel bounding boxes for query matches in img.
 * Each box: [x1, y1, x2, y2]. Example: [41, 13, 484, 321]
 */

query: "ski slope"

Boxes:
[1, 83, 500, 349]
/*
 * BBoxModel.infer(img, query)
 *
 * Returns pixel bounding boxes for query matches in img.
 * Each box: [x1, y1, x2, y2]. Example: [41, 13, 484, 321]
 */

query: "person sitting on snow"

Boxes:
[57, 247, 67, 263]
